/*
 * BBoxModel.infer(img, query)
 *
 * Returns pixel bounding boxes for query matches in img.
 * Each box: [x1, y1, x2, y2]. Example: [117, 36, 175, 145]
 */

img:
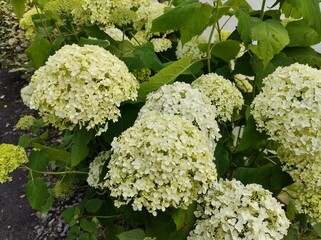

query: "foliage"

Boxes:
[4, 0, 321, 239]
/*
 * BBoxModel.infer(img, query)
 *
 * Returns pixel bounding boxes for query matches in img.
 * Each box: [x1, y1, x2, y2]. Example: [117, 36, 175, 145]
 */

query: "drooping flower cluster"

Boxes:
[138, 82, 221, 151]
[251, 63, 321, 222]
[0, 144, 29, 183]
[83, 0, 150, 26]
[251, 63, 321, 156]
[87, 151, 111, 189]
[105, 112, 217, 216]
[192, 73, 244, 122]
[188, 179, 290, 240]
[176, 36, 207, 59]
[21, 44, 139, 135]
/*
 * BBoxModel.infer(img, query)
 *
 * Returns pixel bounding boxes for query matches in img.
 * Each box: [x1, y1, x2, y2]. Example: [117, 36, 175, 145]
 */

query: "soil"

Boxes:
[0, 70, 40, 240]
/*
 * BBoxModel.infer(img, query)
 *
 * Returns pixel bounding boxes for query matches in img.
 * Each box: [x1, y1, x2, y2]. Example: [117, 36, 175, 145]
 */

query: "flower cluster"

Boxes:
[192, 73, 244, 122]
[0, 144, 28, 183]
[43, 0, 90, 25]
[105, 112, 217, 216]
[87, 151, 111, 189]
[188, 179, 290, 240]
[15, 115, 36, 130]
[21, 44, 139, 135]
[19, 8, 38, 40]
[83, 0, 150, 26]
[138, 82, 221, 151]
[234, 74, 253, 93]
[251, 63, 321, 156]
[176, 36, 207, 59]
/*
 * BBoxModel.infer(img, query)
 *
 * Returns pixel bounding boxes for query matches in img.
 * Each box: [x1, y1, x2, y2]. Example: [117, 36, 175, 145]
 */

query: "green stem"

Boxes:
[21, 165, 88, 175]
[207, 1, 220, 73]
[260, 0, 267, 20]
[34, 5, 53, 42]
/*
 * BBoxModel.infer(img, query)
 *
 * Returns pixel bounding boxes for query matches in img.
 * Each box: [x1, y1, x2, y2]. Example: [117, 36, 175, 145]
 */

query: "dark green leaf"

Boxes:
[214, 140, 230, 178]
[249, 19, 289, 67]
[25, 178, 49, 211]
[235, 6, 252, 45]
[283, 47, 321, 67]
[32, 143, 70, 163]
[67, 226, 81, 240]
[117, 229, 146, 240]
[313, 223, 321, 237]
[282, 222, 299, 240]
[25, 39, 52, 69]
[80, 219, 98, 233]
[286, 20, 321, 47]
[235, 116, 268, 152]
[136, 55, 193, 102]
[151, 0, 212, 44]
[71, 128, 93, 167]
[80, 233, 97, 240]
[28, 150, 50, 177]
[62, 207, 81, 226]
[52, 35, 65, 51]
[10, 0, 25, 19]
[233, 163, 293, 194]
[169, 203, 196, 240]
[18, 134, 31, 148]
[84, 25, 117, 45]
[212, 40, 241, 62]
[145, 212, 176, 240]
[78, 37, 110, 48]
[85, 198, 103, 213]
[41, 189, 54, 213]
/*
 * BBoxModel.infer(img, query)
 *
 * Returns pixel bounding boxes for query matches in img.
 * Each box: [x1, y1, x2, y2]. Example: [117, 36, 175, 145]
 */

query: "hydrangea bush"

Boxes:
[4, 0, 321, 239]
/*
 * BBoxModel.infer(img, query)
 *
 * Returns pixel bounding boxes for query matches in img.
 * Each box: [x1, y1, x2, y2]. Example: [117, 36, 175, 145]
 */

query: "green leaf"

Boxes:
[169, 203, 196, 240]
[71, 128, 93, 167]
[249, 19, 289, 67]
[80, 233, 97, 240]
[212, 40, 241, 62]
[283, 47, 321, 67]
[10, 0, 26, 20]
[145, 213, 176, 240]
[233, 163, 293, 195]
[136, 55, 193, 102]
[235, 7, 252, 45]
[313, 223, 321, 237]
[80, 219, 98, 233]
[41, 189, 54, 213]
[122, 43, 163, 71]
[25, 39, 52, 69]
[85, 198, 103, 213]
[25, 178, 50, 211]
[83, 25, 117, 45]
[79, 37, 110, 49]
[67, 226, 81, 240]
[18, 134, 31, 148]
[28, 149, 50, 178]
[151, 0, 212, 44]
[286, 0, 321, 32]
[235, 116, 268, 152]
[32, 143, 70, 162]
[282, 222, 299, 240]
[286, 20, 321, 47]
[62, 207, 81, 226]
[214, 140, 230, 178]
[286, 199, 296, 220]
[117, 229, 146, 240]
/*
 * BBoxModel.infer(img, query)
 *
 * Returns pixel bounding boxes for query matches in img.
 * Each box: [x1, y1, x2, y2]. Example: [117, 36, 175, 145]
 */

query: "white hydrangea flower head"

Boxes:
[19, 8, 38, 40]
[138, 82, 221, 152]
[251, 63, 321, 156]
[176, 35, 207, 60]
[21, 44, 139, 135]
[104, 27, 129, 41]
[43, 0, 90, 25]
[192, 73, 244, 122]
[188, 179, 290, 240]
[87, 151, 111, 189]
[83, 0, 150, 26]
[150, 38, 172, 52]
[105, 112, 217, 216]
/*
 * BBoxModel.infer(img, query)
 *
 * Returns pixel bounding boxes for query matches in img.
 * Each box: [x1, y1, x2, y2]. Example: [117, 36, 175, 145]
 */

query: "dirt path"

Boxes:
[0, 70, 39, 240]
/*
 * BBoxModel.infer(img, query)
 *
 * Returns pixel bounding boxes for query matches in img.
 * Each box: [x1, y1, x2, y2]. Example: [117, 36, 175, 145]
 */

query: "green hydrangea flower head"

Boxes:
[105, 112, 217, 216]
[19, 8, 38, 40]
[188, 179, 290, 240]
[15, 115, 36, 130]
[252, 63, 321, 156]
[0, 144, 28, 183]
[192, 73, 244, 122]
[21, 44, 139, 135]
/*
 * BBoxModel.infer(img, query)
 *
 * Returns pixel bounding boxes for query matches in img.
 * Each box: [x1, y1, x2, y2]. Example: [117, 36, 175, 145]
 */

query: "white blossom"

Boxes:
[87, 151, 111, 189]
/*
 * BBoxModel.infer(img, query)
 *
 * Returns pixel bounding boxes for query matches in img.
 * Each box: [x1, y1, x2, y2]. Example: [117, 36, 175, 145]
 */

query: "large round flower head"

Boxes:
[0, 144, 28, 183]
[104, 112, 217, 216]
[176, 36, 207, 60]
[87, 151, 111, 189]
[188, 179, 290, 240]
[251, 63, 321, 156]
[83, 0, 150, 26]
[192, 73, 244, 122]
[138, 82, 221, 152]
[21, 44, 139, 135]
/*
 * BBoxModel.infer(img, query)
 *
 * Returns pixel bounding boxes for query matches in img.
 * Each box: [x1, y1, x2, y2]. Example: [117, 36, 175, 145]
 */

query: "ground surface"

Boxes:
[0, 70, 39, 240]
